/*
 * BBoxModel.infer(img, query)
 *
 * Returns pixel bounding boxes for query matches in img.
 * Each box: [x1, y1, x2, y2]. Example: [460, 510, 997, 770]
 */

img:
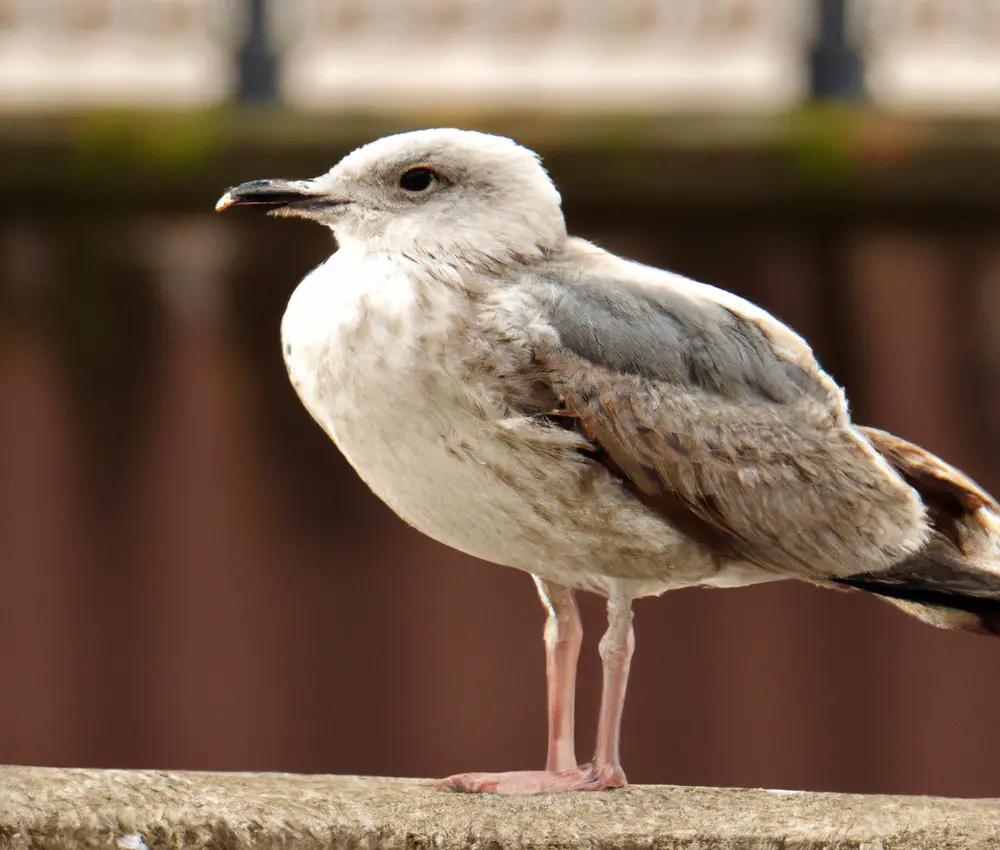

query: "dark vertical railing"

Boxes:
[237, 0, 278, 103]
[810, 0, 865, 100]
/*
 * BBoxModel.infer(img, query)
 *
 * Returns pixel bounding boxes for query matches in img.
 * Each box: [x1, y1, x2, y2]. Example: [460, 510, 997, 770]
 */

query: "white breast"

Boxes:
[279, 246, 763, 597]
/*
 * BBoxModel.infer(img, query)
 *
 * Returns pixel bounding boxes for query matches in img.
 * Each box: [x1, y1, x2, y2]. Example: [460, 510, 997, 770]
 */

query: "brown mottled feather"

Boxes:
[858, 426, 998, 552]
[531, 350, 923, 581]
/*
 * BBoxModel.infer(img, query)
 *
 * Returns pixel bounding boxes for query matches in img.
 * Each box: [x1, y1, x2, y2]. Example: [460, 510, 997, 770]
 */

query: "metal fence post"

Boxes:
[810, 0, 865, 100]
[237, 0, 278, 103]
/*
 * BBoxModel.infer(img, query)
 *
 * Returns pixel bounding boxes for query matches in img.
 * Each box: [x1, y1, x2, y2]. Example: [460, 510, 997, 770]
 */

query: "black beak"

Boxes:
[215, 178, 322, 212]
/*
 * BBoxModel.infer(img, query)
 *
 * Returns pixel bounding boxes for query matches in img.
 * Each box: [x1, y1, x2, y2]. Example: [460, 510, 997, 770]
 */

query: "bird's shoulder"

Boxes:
[489, 238, 844, 417]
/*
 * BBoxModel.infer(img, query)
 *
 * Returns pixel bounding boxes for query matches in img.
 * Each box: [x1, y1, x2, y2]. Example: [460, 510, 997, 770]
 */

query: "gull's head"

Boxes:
[216, 128, 566, 265]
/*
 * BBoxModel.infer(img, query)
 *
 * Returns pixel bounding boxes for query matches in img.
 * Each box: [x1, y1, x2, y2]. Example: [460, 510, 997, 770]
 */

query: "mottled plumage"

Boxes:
[217, 128, 1000, 795]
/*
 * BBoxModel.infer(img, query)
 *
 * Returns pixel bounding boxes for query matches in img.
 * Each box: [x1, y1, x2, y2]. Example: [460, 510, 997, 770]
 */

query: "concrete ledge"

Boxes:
[2, 766, 999, 850]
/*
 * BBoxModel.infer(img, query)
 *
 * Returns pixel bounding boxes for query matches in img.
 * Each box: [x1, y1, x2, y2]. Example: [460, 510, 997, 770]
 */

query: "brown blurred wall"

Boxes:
[2, 125, 1000, 798]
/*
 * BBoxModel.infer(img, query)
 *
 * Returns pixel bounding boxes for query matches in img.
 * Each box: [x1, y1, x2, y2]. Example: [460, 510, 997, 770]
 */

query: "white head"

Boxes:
[216, 128, 566, 268]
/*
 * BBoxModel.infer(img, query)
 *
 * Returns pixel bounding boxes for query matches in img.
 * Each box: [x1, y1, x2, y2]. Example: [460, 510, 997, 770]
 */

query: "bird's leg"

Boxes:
[539, 577, 583, 772]
[583, 592, 634, 788]
[441, 577, 590, 794]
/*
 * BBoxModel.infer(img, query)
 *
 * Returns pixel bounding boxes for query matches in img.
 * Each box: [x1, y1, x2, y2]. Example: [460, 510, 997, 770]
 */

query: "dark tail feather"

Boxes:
[832, 552, 1000, 637]
[832, 427, 1000, 637]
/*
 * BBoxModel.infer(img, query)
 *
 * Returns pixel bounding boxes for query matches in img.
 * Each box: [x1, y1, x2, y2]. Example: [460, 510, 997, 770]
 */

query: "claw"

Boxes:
[441, 767, 627, 795]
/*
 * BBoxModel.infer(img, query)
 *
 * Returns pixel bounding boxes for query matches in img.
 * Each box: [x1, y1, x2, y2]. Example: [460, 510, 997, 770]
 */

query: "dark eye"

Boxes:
[399, 166, 437, 192]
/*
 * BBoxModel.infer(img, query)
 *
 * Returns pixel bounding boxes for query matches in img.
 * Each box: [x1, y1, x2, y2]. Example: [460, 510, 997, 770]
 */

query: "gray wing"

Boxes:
[515, 265, 925, 580]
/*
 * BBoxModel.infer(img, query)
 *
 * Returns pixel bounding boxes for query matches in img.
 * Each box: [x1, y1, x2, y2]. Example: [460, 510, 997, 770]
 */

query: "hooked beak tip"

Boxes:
[213, 178, 323, 214]
[214, 191, 236, 213]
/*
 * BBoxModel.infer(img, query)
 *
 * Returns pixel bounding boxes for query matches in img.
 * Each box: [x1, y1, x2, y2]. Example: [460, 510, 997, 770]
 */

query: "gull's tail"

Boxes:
[832, 427, 1000, 637]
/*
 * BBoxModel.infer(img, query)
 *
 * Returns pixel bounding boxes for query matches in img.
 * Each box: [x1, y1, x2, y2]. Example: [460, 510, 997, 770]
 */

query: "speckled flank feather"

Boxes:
[280, 242, 721, 598]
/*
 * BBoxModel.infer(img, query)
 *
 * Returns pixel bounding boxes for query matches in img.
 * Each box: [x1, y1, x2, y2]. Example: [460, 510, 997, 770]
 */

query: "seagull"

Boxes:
[217, 128, 1000, 795]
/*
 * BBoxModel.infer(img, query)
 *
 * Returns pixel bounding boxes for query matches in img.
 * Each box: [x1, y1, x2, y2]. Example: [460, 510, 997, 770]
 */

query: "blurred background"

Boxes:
[2, 0, 1000, 800]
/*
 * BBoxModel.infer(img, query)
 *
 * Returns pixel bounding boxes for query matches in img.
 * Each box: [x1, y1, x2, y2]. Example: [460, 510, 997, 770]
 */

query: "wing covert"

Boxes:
[514, 256, 926, 579]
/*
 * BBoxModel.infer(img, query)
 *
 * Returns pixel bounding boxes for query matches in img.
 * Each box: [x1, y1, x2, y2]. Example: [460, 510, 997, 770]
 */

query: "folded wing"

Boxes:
[516, 247, 926, 581]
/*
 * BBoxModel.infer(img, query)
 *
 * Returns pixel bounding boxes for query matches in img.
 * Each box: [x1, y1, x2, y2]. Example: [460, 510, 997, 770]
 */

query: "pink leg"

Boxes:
[444, 585, 635, 794]
[586, 594, 634, 788]
[442, 577, 592, 794]
[540, 578, 582, 773]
